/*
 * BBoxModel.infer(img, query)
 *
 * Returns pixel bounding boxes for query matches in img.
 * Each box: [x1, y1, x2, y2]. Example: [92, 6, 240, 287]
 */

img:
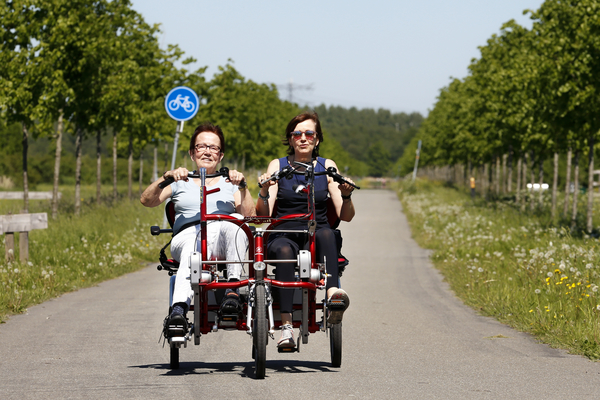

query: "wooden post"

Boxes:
[1, 213, 48, 262]
[5, 233, 15, 262]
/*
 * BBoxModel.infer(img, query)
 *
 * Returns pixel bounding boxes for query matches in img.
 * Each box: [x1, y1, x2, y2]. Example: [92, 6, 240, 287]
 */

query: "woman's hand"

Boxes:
[226, 169, 246, 186]
[258, 172, 276, 190]
[163, 167, 190, 183]
[338, 178, 356, 197]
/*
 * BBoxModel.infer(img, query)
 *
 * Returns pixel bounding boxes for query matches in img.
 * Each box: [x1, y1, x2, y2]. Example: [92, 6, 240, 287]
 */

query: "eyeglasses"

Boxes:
[291, 130, 316, 140]
[194, 143, 221, 153]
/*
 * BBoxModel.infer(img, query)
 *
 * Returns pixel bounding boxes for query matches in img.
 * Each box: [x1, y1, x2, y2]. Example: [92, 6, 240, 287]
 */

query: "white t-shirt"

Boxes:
[170, 177, 239, 235]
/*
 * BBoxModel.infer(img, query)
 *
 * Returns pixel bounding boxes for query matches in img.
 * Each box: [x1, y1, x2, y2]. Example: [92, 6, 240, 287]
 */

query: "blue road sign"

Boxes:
[164, 86, 199, 121]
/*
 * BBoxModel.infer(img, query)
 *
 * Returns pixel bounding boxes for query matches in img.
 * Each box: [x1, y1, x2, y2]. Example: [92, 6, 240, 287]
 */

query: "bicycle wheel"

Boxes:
[329, 322, 342, 368]
[170, 345, 180, 369]
[253, 284, 268, 379]
[168, 99, 180, 111]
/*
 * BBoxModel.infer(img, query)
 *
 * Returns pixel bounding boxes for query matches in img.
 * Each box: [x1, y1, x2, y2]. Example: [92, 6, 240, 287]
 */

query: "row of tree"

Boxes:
[2, 0, 423, 217]
[0, 1, 354, 218]
[400, 0, 600, 233]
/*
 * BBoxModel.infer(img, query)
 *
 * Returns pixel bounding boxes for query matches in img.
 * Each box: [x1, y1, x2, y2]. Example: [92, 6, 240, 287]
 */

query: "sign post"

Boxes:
[164, 86, 200, 226]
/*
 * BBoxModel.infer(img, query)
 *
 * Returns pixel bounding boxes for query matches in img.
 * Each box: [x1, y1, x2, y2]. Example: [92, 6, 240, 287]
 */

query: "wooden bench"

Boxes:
[0, 213, 48, 262]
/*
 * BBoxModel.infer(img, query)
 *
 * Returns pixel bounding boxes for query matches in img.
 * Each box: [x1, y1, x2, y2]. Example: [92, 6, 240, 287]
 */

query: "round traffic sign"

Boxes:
[164, 86, 199, 121]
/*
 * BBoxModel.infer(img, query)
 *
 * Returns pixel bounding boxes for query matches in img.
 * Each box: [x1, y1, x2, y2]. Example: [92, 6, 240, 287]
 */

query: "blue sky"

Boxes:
[131, 0, 545, 116]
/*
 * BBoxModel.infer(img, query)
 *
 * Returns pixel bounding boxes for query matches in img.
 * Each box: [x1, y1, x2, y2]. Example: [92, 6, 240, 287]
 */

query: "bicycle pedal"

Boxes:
[219, 313, 239, 322]
[277, 346, 298, 353]
[328, 300, 346, 310]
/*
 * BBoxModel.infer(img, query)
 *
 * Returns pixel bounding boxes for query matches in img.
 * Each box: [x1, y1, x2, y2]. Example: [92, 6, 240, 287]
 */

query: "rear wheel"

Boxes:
[170, 345, 180, 369]
[330, 322, 342, 367]
[253, 284, 268, 379]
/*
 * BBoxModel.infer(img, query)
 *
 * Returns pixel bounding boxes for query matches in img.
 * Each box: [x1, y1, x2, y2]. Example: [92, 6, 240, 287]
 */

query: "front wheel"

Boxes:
[253, 284, 268, 379]
[170, 345, 180, 369]
[330, 322, 342, 367]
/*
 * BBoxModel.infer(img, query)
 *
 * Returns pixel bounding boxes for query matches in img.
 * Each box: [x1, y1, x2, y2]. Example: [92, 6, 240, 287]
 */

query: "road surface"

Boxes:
[1, 189, 599, 399]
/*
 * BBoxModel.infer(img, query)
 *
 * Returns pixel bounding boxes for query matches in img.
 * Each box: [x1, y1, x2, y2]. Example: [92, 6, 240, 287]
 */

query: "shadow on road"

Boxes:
[129, 360, 339, 379]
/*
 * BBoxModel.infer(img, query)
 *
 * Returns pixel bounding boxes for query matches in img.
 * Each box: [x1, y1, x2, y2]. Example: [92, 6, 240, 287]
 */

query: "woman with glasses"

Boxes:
[141, 122, 255, 337]
[256, 111, 356, 349]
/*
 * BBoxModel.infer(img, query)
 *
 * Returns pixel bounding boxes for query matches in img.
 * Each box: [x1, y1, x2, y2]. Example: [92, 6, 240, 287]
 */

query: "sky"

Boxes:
[131, 0, 545, 116]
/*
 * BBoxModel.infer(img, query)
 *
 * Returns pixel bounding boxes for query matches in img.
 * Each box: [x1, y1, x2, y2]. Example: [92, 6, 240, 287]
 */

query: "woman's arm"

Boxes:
[256, 159, 281, 216]
[325, 159, 355, 222]
[140, 167, 190, 207]
[234, 186, 256, 217]
[227, 169, 255, 217]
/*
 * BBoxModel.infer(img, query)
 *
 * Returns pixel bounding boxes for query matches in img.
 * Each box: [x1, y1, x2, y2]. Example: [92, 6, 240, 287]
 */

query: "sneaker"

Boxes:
[220, 289, 242, 315]
[327, 289, 349, 324]
[164, 305, 188, 337]
[277, 324, 295, 348]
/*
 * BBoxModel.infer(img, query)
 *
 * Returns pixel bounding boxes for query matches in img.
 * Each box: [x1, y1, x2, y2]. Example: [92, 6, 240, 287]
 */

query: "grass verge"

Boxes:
[397, 179, 600, 360]
[0, 189, 165, 323]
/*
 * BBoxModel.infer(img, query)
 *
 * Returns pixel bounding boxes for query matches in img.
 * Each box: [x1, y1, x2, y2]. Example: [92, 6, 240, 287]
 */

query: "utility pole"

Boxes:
[278, 78, 313, 103]
[412, 140, 422, 182]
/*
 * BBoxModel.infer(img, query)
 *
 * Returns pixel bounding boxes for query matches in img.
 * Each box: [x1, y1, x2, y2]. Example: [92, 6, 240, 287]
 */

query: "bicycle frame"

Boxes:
[189, 165, 326, 345]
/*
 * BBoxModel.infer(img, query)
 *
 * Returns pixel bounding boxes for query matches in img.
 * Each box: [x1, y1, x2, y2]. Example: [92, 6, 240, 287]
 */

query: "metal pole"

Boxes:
[171, 120, 184, 171]
[412, 140, 422, 182]
[163, 120, 184, 228]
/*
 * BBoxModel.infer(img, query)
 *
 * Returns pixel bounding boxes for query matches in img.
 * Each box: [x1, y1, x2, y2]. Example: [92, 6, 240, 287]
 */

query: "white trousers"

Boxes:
[170, 221, 248, 307]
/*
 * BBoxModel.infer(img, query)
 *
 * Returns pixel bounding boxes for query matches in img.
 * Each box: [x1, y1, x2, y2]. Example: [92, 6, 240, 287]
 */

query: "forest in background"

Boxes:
[0, 102, 422, 191]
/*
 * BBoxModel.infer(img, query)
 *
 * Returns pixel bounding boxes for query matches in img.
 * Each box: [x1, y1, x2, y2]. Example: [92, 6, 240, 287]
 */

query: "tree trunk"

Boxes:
[529, 151, 535, 211]
[564, 148, 572, 217]
[515, 156, 522, 203]
[52, 109, 64, 219]
[551, 152, 559, 218]
[96, 130, 102, 204]
[571, 151, 580, 230]
[164, 142, 169, 172]
[587, 135, 595, 234]
[113, 131, 118, 201]
[495, 155, 500, 196]
[74, 127, 83, 216]
[22, 123, 29, 213]
[502, 154, 507, 194]
[521, 153, 528, 211]
[483, 163, 489, 200]
[152, 145, 158, 182]
[538, 157, 544, 209]
[138, 150, 144, 196]
[507, 149, 513, 193]
[128, 135, 133, 200]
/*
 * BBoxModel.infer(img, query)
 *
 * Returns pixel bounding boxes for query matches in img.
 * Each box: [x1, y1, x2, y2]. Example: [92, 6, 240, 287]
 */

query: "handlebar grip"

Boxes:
[158, 177, 175, 189]
[327, 167, 360, 189]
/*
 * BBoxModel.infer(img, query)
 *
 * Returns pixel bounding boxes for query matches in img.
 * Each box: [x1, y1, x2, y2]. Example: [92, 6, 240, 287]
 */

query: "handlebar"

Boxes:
[258, 165, 294, 188]
[158, 167, 247, 189]
[259, 162, 360, 190]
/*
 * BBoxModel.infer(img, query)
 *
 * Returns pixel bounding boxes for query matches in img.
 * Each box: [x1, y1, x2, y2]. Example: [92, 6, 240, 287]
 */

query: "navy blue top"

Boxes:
[274, 156, 330, 231]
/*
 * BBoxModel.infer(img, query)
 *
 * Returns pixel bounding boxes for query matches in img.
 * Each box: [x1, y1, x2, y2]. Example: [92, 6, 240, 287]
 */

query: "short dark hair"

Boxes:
[283, 111, 324, 158]
[190, 122, 225, 153]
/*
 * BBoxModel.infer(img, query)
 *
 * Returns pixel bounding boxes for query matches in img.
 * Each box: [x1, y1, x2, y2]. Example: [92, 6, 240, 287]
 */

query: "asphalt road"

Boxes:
[1, 189, 600, 399]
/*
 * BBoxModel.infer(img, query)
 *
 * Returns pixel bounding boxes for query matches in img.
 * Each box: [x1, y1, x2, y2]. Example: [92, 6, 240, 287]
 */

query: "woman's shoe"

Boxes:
[327, 289, 349, 324]
[277, 324, 295, 348]
[220, 290, 243, 315]
[163, 304, 188, 337]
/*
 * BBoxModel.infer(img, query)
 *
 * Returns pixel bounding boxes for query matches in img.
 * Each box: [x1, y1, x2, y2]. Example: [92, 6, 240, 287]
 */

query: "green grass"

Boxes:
[397, 179, 600, 360]
[0, 185, 166, 323]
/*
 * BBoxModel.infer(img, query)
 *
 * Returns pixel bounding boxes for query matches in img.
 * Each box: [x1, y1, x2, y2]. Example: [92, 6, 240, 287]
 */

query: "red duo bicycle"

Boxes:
[151, 162, 359, 378]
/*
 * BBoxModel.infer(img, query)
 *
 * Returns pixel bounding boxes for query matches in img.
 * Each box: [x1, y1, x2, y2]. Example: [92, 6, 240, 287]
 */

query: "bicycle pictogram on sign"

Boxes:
[164, 86, 199, 121]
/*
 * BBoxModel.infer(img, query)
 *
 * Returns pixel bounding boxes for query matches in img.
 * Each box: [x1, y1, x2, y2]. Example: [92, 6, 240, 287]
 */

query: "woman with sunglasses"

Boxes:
[257, 111, 356, 349]
[141, 122, 255, 337]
